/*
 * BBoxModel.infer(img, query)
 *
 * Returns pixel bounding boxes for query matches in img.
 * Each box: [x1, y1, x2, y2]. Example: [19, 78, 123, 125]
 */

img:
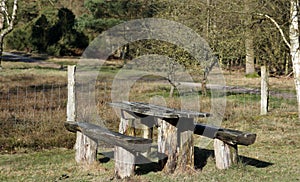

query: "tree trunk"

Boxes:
[244, 0, 255, 75]
[206, 0, 211, 39]
[0, 36, 3, 70]
[245, 36, 255, 74]
[290, 0, 300, 119]
[0, 0, 18, 69]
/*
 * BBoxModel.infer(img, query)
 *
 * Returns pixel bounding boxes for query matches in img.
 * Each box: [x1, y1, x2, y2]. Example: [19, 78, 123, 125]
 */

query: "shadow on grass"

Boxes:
[98, 146, 273, 176]
[98, 151, 113, 163]
[239, 156, 273, 168]
[2, 51, 48, 62]
[194, 147, 213, 170]
[194, 147, 273, 169]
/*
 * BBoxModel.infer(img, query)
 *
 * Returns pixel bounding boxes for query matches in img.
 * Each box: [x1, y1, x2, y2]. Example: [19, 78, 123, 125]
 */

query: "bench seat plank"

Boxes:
[64, 121, 152, 153]
[194, 123, 256, 146]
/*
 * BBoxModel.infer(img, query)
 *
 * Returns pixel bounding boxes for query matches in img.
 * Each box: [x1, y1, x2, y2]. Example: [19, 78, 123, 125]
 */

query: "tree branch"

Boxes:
[257, 13, 291, 49]
[0, 0, 18, 37]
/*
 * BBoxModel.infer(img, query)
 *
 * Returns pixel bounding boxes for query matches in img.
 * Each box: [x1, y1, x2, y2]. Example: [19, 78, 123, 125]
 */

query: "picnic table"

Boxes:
[65, 100, 256, 178]
[64, 66, 256, 179]
[109, 101, 210, 174]
[109, 101, 256, 174]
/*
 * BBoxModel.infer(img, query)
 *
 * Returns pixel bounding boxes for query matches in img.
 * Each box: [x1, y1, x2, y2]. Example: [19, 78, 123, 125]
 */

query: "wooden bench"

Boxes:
[194, 123, 256, 169]
[64, 121, 152, 179]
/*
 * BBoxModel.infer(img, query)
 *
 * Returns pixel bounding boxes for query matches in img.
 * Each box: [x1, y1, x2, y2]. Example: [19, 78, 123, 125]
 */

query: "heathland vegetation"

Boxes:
[0, 0, 300, 181]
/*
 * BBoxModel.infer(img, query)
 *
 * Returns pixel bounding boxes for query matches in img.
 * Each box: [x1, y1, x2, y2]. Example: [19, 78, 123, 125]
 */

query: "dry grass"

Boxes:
[0, 60, 300, 181]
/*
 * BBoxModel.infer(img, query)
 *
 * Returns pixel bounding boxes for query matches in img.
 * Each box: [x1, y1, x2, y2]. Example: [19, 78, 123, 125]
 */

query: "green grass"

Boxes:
[1, 60, 300, 181]
[245, 73, 260, 78]
[0, 134, 299, 182]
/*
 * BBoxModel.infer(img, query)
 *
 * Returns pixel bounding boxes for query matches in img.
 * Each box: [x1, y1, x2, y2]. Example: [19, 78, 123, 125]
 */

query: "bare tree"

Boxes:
[244, 0, 255, 75]
[259, 0, 300, 119]
[0, 0, 18, 69]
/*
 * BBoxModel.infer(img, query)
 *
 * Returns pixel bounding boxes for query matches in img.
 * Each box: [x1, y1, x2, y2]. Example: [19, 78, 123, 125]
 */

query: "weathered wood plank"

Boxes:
[64, 122, 152, 153]
[109, 101, 211, 119]
[194, 123, 256, 146]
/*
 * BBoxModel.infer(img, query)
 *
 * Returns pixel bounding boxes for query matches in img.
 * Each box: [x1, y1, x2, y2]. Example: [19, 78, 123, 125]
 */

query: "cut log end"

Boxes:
[64, 121, 81, 133]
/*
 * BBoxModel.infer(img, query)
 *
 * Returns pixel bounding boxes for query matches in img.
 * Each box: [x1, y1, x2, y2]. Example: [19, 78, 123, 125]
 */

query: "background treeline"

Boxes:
[5, 0, 291, 75]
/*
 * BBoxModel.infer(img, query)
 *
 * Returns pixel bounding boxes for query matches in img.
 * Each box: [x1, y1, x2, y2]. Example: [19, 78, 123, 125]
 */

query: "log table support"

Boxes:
[177, 118, 194, 171]
[158, 118, 194, 173]
[214, 139, 238, 169]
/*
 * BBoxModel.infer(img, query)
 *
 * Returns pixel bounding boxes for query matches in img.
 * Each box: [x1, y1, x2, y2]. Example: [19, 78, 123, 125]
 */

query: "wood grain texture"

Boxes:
[64, 122, 152, 153]
[109, 101, 210, 119]
[194, 123, 256, 146]
[214, 139, 238, 169]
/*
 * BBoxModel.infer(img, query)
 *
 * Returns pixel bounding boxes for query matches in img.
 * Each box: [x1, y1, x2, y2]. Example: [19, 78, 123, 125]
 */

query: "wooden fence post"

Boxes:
[67, 65, 98, 165]
[261, 66, 269, 115]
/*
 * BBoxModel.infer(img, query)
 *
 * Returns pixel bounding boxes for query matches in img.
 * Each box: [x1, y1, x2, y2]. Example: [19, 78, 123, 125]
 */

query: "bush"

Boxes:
[5, 28, 31, 51]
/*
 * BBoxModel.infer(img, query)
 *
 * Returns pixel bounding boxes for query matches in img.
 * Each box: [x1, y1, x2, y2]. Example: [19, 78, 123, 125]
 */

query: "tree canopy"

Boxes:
[1, 0, 294, 75]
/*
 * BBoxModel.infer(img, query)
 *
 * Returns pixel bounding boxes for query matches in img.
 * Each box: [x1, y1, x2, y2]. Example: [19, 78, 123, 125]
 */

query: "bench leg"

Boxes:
[75, 132, 98, 165]
[114, 146, 135, 179]
[213, 139, 238, 169]
[115, 111, 137, 178]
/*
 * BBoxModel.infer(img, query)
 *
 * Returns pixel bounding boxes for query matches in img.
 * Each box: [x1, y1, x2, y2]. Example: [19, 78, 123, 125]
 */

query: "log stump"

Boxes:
[158, 118, 194, 173]
[75, 132, 98, 165]
[214, 139, 238, 169]
[114, 146, 135, 179]
[114, 110, 137, 179]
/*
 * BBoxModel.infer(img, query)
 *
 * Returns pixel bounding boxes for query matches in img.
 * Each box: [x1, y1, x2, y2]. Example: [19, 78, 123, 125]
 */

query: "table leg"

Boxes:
[157, 118, 194, 173]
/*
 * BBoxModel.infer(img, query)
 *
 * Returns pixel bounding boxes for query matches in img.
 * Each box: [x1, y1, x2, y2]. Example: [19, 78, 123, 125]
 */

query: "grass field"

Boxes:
[0, 58, 299, 181]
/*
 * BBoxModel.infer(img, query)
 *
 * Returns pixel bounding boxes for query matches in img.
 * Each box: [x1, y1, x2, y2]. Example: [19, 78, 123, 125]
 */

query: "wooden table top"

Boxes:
[109, 101, 211, 119]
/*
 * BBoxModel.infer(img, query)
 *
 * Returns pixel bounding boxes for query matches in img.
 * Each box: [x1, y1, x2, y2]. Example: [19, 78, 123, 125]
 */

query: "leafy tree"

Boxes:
[31, 14, 49, 52]
[77, 0, 161, 34]
[47, 8, 89, 56]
